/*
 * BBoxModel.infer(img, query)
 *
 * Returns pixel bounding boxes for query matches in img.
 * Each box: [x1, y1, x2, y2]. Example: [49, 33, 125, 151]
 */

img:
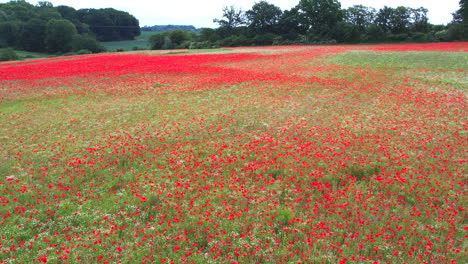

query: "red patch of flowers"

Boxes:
[0, 43, 466, 263]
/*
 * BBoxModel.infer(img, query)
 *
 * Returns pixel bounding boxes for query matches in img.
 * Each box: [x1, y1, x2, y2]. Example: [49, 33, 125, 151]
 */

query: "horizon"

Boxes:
[0, 0, 460, 28]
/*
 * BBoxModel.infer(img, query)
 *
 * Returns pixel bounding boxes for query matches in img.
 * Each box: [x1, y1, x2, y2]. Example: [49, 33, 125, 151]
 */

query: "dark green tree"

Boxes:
[168, 30, 191, 47]
[410, 7, 429, 33]
[389, 6, 411, 34]
[245, 1, 282, 34]
[0, 21, 22, 47]
[20, 18, 47, 51]
[277, 7, 305, 39]
[375, 6, 394, 34]
[344, 5, 376, 31]
[149, 34, 165, 49]
[452, 0, 467, 39]
[56, 5, 77, 21]
[76, 8, 140, 41]
[297, 0, 343, 39]
[199, 28, 220, 43]
[214, 5, 245, 36]
[72, 34, 105, 53]
[0, 0, 35, 21]
[36, 2, 61, 21]
[45, 19, 77, 53]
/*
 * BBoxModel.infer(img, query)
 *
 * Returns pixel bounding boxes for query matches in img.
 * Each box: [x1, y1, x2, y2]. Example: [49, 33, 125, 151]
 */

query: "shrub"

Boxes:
[77, 49, 92, 55]
[411, 32, 429, 43]
[388, 33, 410, 42]
[0, 48, 19, 61]
[253, 33, 276, 45]
[435, 30, 449, 41]
[149, 34, 165, 50]
[72, 34, 106, 53]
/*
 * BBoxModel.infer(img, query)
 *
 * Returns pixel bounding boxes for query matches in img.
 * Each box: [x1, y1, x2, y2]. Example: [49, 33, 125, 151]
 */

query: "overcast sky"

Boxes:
[2, 0, 460, 28]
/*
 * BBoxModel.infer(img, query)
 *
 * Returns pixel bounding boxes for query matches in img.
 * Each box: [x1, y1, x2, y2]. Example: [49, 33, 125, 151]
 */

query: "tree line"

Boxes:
[151, 0, 466, 49]
[0, 0, 140, 54]
[142, 25, 200, 33]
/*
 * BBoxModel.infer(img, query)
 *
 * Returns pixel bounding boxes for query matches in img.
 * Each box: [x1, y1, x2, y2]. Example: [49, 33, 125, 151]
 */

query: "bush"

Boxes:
[77, 49, 92, 55]
[161, 36, 173, 50]
[0, 48, 19, 61]
[435, 30, 449, 41]
[218, 35, 251, 47]
[411, 32, 429, 43]
[168, 30, 192, 46]
[446, 23, 465, 41]
[387, 33, 410, 42]
[72, 34, 106, 53]
[149, 34, 165, 50]
[189, 41, 219, 49]
[253, 33, 276, 45]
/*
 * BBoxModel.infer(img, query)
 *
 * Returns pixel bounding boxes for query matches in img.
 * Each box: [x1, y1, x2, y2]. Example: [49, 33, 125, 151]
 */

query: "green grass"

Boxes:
[14, 50, 52, 59]
[329, 51, 468, 70]
[328, 51, 468, 89]
[102, 31, 153, 51]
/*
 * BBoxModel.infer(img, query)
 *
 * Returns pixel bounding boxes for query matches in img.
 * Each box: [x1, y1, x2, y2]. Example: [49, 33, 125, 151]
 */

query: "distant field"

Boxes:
[329, 50, 468, 70]
[102, 31, 154, 51]
[0, 43, 466, 264]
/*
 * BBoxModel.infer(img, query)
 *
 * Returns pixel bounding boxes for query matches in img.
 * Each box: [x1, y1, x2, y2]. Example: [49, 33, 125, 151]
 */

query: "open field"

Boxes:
[0, 43, 467, 263]
[102, 31, 154, 51]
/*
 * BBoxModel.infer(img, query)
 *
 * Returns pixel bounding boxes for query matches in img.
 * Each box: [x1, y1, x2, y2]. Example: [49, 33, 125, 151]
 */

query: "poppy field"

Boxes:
[0, 43, 467, 263]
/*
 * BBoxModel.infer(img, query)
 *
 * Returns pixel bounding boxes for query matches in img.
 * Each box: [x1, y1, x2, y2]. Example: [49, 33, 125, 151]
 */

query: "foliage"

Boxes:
[213, 5, 245, 35]
[167, 30, 192, 47]
[245, 1, 282, 34]
[297, 0, 343, 39]
[141, 25, 199, 32]
[0, 47, 18, 61]
[19, 18, 47, 52]
[149, 34, 166, 50]
[344, 5, 376, 30]
[207, 0, 452, 47]
[72, 34, 106, 53]
[448, 0, 467, 40]
[44, 19, 77, 53]
[149, 30, 192, 50]
[0, 1, 137, 53]
[76, 8, 140, 41]
[0, 20, 22, 47]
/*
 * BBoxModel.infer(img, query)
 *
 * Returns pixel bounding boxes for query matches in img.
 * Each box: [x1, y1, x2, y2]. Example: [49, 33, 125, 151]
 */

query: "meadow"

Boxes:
[101, 31, 154, 51]
[0, 43, 466, 263]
